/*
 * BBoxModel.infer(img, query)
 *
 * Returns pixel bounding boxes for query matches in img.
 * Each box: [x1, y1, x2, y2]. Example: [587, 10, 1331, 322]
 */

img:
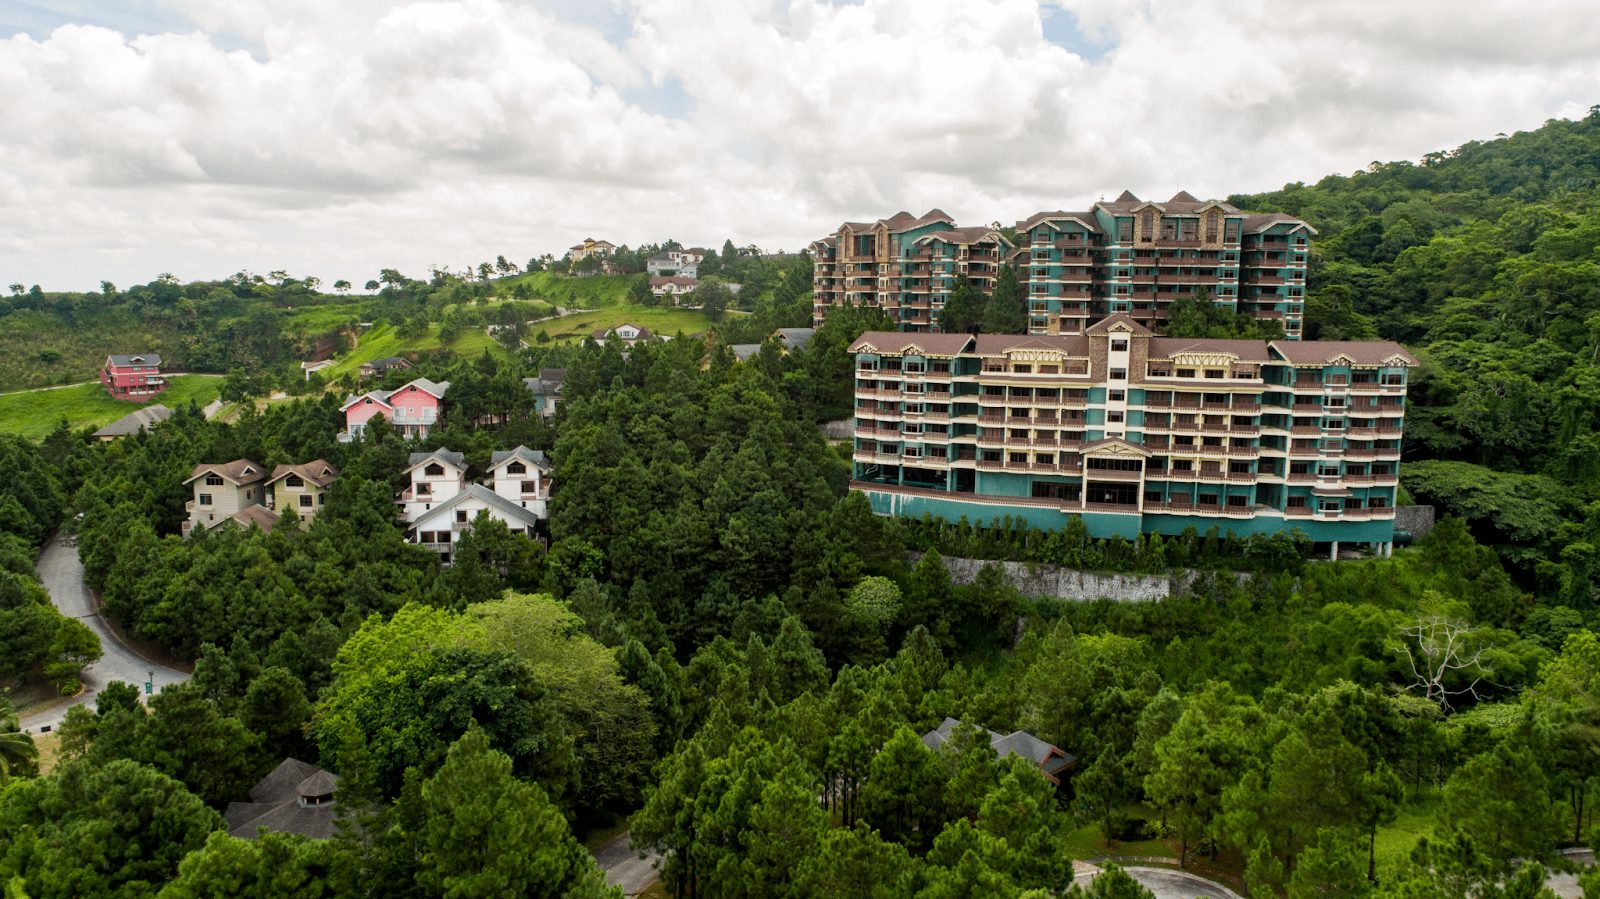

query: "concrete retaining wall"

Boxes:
[1393, 505, 1435, 541]
[922, 554, 1262, 603]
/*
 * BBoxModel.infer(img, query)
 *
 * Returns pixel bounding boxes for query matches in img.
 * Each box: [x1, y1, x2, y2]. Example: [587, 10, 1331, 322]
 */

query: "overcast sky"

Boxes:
[2, 0, 1598, 291]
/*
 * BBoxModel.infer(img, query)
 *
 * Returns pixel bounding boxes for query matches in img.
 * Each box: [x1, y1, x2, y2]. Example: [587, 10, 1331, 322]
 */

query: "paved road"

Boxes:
[591, 830, 662, 897]
[18, 535, 190, 734]
[1075, 863, 1242, 899]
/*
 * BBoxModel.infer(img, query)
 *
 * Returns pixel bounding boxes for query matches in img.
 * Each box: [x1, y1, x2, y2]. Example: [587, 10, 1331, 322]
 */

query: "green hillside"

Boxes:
[531, 305, 724, 343]
[492, 271, 638, 307]
[0, 375, 223, 440]
[319, 322, 517, 380]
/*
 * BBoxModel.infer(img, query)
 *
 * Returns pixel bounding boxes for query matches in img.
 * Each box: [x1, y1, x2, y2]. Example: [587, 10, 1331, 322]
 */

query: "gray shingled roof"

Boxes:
[225, 759, 341, 841]
[772, 328, 815, 351]
[729, 343, 762, 362]
[107, 353, 162, 367]
[407, 449, 467, 470]
[93, 404, 172, 437]
[920, 717, 1077, 777]
[490, 446, 550, 471]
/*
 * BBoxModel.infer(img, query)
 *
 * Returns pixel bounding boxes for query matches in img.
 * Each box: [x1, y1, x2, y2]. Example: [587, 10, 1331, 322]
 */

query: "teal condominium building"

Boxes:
[849, 315, 1416, 554]
[813, 191, 1314, 339]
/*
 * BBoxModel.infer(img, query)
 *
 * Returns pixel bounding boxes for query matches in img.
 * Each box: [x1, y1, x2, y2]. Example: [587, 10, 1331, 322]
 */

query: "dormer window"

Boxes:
[506, 462, 526, 475]
[424, 463, 445, 477]
[204, 474, 225, 486]
[286, 474, 304, 488]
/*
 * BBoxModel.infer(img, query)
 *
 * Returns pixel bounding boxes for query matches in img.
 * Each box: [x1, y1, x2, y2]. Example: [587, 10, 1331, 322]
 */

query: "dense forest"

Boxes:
[2, 114, 1600, 898]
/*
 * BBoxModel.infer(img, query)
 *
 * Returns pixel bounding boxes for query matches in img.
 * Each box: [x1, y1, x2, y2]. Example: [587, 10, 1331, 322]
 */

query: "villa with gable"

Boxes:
[339, 377, 450, 442]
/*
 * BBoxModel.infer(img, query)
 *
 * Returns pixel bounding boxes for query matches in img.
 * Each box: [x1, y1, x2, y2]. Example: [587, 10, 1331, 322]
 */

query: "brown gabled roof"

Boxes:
[1085, 313, 1153, 336]
[849, 331, 974, 357]
[1148, 337, 1272, 363]
[185, 459, 267, 486]
[226, 505, 281, 532]
[1270, 340, 1417, 367]
[1243, 213, 1317, 235]
[1095, 189, 1240, 216]
[842, 209, 955, 234]
[267, 460, 340, 489]
[649, 275, 698, 288]
[592, 324, 654, 341]
[972, 333, 1090, 356]
[916, 226, 1012, 248]
[1015, 210, 1102, 234]
[1080, 436, 1152, 457]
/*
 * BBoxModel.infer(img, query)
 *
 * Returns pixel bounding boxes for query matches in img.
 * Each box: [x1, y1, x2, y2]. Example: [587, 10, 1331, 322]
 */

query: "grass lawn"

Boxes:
[493, 271, 638, 308]
[1372, 798, 1439, 874]
[278, 302, 365, 335]
[320, 322, 517, 381]
[0, 375, 223, 440]
[33, 731, 61, 776]
[533, 305, 729, 343]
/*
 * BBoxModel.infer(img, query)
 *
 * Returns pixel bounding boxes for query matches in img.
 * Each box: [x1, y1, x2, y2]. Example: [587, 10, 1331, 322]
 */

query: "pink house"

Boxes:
[339, 377, 450, 442]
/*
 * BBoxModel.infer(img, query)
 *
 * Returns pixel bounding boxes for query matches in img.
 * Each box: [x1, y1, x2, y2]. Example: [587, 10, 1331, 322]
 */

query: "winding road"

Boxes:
[591, 830, 662, 897]
[18, 535, 189, 734]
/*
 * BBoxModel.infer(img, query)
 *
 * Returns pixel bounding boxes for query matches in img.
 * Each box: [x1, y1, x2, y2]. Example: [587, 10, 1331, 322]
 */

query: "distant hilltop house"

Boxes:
[647, 248, 705, 279]
[93, 404, 173, 441]
[591, 323, 654, 346]
[523, 368, 565, 418]
[566, 238, 616, 262]
[921, 717, 1077, 785]
[100, 353, 167, 401]
[339, 377, 450, 442]
[182, 459, 339, 536]
[649, 275, 698, 301]
[398, 447, 551, 565]
[225, 758, 340, 840]
[359, 356, 414, 380]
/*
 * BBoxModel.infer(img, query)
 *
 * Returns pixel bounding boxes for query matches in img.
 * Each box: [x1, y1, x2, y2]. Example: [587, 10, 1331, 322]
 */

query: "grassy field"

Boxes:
[319, 322, 518, 381]
[533, 305, 725, 343]
[493, 272, 638, 308]
[278, 302, 365, 335]
[0, 375, 223, 440]
[0, 308, 190, 392]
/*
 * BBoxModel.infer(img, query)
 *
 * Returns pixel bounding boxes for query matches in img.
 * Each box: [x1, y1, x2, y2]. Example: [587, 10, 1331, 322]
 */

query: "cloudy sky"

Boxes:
[2, 0, 1598, 291]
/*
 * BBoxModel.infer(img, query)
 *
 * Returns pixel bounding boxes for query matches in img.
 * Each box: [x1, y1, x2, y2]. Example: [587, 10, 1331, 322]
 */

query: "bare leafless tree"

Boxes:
[1396, 615, 1492, 710]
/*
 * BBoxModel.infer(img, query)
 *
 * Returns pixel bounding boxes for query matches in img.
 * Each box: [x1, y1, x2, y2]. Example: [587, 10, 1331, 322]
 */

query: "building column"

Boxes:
[1329, 541, 1340, 561]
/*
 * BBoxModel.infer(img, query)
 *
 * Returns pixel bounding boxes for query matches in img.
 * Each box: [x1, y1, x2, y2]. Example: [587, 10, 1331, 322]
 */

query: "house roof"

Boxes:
[841, 208, 955, 234]
[538, 368, 566, 384]
[772, 327, 815, 351]
[915, 226, 1012, 247]
[729, 343, 763, 361]
[1148, 337, 1272, 363]
[1085, 312, 1154, 336]
[649, 275, 698, 288]
[267, 460, 340, 488]
[224, 505, 281, 532]
[185, 459, 267, 486]
[920, 717, 1077, 777]
[406, 449, 467, 472]
[1014, 210, 1103, 234]
[409, 483, 542, 531]
[592, 324, 654, 340]
[107, 353, 162, 367]
[402, 377, 450, 398]
[1080, 436, 1152, 457]
[1269, 340, 1417, 367]
[93, 404, 172, 438]
[849, 331, 974, 357]
[1094, 190, 1240, 216]
[972, 333, 1090, 356]
[1242, 212, 1317, 235]
[522, 373, 564, 397]
[340, 389, 395, 412]
[361, 356, 413, 370]
[225, 759, 340, 840]
[489, 446, 551, 472]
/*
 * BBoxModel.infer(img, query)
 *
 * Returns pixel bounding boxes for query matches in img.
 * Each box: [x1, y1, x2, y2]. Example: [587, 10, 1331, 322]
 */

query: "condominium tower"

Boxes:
[813, 191, 1314, 338]
[849, 315, 1414, 554]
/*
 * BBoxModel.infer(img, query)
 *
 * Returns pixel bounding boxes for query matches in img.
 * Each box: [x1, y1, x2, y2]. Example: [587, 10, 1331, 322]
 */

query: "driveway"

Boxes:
[1075, 863, 1243, 899]
[591, 829, 662, 897]
[18, 535, 189, 733]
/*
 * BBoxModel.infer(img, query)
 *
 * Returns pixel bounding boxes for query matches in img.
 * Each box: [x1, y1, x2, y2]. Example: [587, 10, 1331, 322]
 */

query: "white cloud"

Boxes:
[0, 0, 1597, 289]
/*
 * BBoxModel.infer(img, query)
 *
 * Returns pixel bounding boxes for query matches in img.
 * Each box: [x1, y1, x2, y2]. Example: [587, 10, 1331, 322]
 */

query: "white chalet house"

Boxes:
[398, 447, 550, 564]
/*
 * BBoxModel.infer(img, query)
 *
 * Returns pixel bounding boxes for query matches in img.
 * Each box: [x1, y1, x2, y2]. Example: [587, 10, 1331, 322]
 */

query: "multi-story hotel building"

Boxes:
[811, 210, 1012, 331]
[813, 191, 1314, 338]
[849, 315, 1415, 555]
